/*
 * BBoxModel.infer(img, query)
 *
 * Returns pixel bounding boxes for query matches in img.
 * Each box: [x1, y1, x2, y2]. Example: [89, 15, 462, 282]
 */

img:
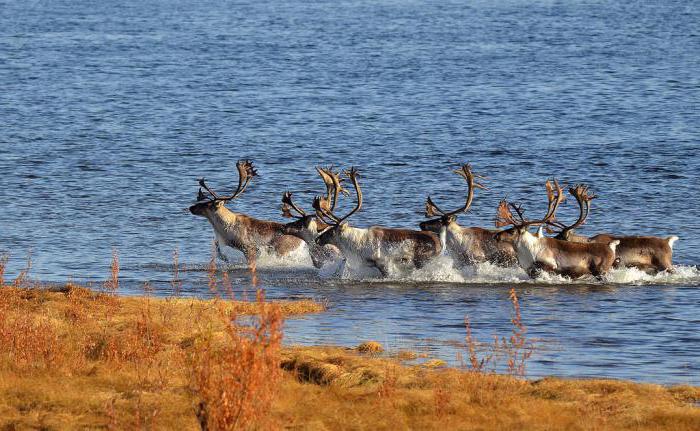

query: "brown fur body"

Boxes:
[536, 237, 618, 278]
[559, 231, 677, 273]
[374, 227, 443, 268]
[316, 224, 443, 276]
[497, 228, 618, 279]
[420, 218, 517, 267]
[190, 201, 303, 261]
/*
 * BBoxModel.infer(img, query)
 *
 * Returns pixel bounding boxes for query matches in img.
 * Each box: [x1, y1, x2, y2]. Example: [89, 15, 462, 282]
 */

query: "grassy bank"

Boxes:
[0, 277, 698, 429]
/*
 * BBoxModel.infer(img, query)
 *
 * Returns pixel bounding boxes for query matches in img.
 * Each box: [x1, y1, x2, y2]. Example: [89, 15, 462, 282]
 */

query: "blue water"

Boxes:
[1, 0, 699, 384]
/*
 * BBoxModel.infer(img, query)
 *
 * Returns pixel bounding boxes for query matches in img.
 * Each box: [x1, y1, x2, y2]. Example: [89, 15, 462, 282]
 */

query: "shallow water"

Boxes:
[1, 0, 699, 384]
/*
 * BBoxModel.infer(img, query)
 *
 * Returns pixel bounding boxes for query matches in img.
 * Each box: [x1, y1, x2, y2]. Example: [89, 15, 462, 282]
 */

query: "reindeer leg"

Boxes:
[307, 244, 334, 269]
[367, 259, 389, 277]
[590, 268, 604, 281]
[527, 264, 542, 279]
[414, 255, 429, 269]
[309, 248, 324, 269]
[449, 251, 474, 269]
[242, 246, 258, 264]
[652, 256, 674, 274]
[215, 240, 230, 263]
[376, 263, 390, 277]
[271, 235, 302, 257]
[463, 253, 477, 267]
[528, 261, 555, 278]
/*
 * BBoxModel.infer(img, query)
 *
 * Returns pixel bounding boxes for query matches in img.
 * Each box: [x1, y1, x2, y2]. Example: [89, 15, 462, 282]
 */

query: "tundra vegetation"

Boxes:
[0, 252, 698, 430]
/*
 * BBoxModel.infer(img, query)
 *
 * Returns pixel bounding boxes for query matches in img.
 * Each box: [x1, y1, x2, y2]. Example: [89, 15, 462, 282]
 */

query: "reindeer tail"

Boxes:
[608, 239, 620, 253]
[667, 236, 679, 249]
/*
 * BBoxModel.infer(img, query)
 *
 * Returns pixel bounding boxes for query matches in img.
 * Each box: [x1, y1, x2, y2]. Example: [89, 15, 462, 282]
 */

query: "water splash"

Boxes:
[605, 265, 700, 286]
[313, 254, 700, 286]
[215, 242, 313, 269]
[147, 244, 700, 287]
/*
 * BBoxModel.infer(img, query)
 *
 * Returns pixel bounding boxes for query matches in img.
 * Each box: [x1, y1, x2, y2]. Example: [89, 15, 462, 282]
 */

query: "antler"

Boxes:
[542, 179, 566, 228]
[494, 179, 565, 229]
[495, 199, 519, 227]
[316, 166, 347, 211]
[425, 196, 445, 218]
[197, 187, 209, 202]
[555, 184, 596, 237]
[198, 160, 258, 202]
[280, 165, 351, 221]
[312, 195, 340, 224]
[323, 167, 362, 226]
[281, 191, 306, 219]
[424, 163, 487, 218]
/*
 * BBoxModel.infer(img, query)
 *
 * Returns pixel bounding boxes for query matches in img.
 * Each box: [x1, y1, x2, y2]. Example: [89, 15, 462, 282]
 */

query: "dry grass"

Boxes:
[464, 288, 535, 376]
[277, 347, 700, 431]
[356, 341, 384, 354]
[191, 291, 283, 430]
[0, 256, 698, 430]
[0, 286, 698, 430]
[11, 252, 32, 288]
[104, 248, 119, 294]
[0, 276, 323, 430]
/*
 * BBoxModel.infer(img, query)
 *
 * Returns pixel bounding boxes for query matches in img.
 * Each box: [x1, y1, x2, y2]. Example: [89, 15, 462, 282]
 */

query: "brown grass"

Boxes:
[12, 252, 32, 288]
[357, 341, 384, 354]
[0, 266, 698, 430]
[464, 288, 534, 376]
[277, 347, 700, 431]
[0, 273, 324, 430]
[104, 248, 119, 294]
[191, 291, 283, 430]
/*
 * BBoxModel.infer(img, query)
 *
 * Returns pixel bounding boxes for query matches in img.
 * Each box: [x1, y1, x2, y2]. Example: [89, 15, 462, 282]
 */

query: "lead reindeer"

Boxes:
[419, 164, 517, 267]
[280, 167, 343, 268]
[189, 160, 303, 263]
[550, 185, 678, 274]
[315, 167, 443, 277]
[494, 180, 619, 279]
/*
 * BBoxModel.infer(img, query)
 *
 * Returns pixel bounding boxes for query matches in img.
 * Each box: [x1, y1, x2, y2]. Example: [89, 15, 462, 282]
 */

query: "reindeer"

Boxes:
[189, 160, 303, 262]
[418, 164, 517, 267]
[280, 167, 343, 268]
[494, 180, 619, 279]
[314, 167, 443, 277]
[549, 185, 678, 273]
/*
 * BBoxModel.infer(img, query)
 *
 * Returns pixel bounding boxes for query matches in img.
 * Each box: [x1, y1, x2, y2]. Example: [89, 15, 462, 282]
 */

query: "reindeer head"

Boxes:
[281, 166, 345, 242]
[315, 167, 362, 247]
[419, 163, 486, 233]
[189, 160, 257, 217]
[494, 179, 564, 244]
[280, 192, 332, 242]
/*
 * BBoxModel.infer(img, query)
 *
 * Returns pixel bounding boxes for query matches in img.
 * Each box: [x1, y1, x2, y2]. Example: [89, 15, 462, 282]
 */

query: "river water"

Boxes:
[1, 0, 699, 384]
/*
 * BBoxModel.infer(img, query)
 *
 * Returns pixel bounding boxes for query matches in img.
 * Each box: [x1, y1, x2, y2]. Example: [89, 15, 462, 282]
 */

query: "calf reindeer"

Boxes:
[494, 180, 619, 279]
[280, 167, 343, 268]
[551, 185, 678, 273]
[315, 167, 442, 277]
[419, 164, 517, 267]
[189, 160, 303, 262]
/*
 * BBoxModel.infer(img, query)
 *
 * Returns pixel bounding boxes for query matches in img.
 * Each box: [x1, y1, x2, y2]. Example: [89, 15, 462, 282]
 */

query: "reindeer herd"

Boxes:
[189, 160, 679, 280]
